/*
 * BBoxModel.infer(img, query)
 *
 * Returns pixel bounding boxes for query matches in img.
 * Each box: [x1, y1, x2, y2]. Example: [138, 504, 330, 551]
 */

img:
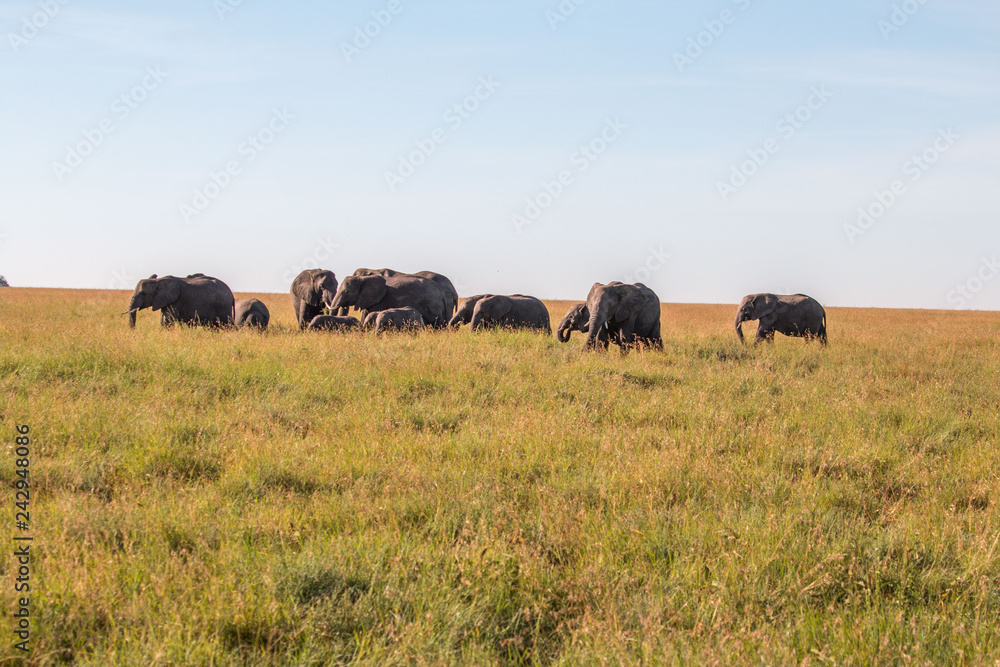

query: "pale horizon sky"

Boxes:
[2, 1, 998, 309]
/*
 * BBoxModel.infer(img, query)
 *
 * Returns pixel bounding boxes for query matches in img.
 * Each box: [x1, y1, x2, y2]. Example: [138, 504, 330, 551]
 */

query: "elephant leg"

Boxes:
[597, 326, 611, 350]
[615, 321, 636, 353]
[754, 314, 777, 344]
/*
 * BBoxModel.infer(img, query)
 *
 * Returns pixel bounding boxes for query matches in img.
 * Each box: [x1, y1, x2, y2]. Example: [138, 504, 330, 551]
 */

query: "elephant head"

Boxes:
[291, 269, 338, 311]
[125, 274, 180, 328]
[556, 303, 590, 343]
[331, 275, 387, 313]
[449, 295, 489, 328]
[734, 293, 778, 343]
[585, 282, 644, 350]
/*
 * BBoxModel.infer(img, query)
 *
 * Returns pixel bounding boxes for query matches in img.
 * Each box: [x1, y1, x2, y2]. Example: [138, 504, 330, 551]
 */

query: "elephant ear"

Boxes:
[611, 286, 644, 323]
[752, 293, 779, 319]
[292, 272, 320, 306]
[355, 276, 387, 311]
[151, 278, 181, 311]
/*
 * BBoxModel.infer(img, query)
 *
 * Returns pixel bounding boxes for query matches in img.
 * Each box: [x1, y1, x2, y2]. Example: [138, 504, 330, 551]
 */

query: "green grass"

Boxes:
[1, 288, 999, 665]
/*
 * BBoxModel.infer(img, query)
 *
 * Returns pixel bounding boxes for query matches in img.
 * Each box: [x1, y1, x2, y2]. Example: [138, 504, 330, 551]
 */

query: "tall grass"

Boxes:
[1, 288, 999, 665]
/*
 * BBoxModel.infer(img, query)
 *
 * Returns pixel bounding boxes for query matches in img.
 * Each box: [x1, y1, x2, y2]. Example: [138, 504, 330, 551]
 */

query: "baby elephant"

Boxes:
[235, 298, 270, 330]
[450, 294, 551, 333]
[556, 303, 608, 344]
[735, 293, 827, 345]
[308, 315, 360, 331]
[368, 307, 425, 333]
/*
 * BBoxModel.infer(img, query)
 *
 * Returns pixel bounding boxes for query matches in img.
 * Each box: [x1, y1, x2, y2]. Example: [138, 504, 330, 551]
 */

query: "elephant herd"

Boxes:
[123, 269, 828, 347]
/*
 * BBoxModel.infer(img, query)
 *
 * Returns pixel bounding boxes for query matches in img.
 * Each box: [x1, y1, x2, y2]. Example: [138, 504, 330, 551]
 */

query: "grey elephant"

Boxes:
[330, 273, 448, 328]
[371, 307, 424, 333]
[449, 294, 489, 328]
[735, 293, 827, 345]
[351, 268, 458, 317]
[125, 274, 234, 328]
[450, 294, 550, 333]
[235, 298, 270, 330]
[555, 303, 611, 345]
[290, 269, 338, 329]
[307, 315, 360, 331]
[584, 281, 662, 351]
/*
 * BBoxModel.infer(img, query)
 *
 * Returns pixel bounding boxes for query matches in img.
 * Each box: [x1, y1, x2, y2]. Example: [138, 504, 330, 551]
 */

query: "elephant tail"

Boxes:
[819, 314, 828, 346]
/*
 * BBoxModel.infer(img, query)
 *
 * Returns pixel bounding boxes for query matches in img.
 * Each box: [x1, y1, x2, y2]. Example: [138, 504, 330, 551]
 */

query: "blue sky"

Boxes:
[1, 0, 998, 308]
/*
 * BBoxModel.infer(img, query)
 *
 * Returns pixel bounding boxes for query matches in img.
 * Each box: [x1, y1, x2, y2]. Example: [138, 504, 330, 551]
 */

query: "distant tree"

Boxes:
[0, 275, 8, 287]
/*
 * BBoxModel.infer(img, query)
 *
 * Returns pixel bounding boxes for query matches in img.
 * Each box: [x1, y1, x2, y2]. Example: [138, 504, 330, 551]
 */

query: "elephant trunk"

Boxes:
[322, 289, 337, 312]
[329, 293, 346, 313]
[556, 323, 571, 343]
[585, 305, 608, 349]
[734, 314, 745, 343]
[448, 314, 461, 328]
[126, 294, 142, 328]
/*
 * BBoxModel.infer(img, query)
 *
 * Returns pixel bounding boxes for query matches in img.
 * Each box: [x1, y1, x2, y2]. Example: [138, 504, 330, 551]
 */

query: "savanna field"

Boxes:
[2, 288, 1000, 666]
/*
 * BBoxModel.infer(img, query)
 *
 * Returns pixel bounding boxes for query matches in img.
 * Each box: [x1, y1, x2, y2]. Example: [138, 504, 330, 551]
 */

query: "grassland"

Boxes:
[1, 287, 999, 665]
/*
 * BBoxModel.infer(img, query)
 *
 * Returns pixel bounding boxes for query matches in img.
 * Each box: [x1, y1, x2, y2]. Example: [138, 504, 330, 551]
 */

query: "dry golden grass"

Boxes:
[1, 287, 999, 665]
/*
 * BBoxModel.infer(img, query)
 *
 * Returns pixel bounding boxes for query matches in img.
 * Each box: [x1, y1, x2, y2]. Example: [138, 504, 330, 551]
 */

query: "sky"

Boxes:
[1, 0, 998, 309]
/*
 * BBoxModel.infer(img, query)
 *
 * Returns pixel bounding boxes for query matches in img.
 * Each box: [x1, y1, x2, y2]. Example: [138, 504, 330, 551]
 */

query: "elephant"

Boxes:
[124, 274, 234, 328]
[584, 281, 662, 351]
[735, 293, 827, 345]
[412, 271, 458, 317]
[290, 269, 338, 329]
[449, 294, 489, 328]
[235, 298, 270, 330]
[555, 303, 610, 345]
[350, 268, 458, 317]
[450, 294, 550, 333]
[307, 315, 360, 331]
[330, 273, 448, 328]
[372, 307, 424, 333]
